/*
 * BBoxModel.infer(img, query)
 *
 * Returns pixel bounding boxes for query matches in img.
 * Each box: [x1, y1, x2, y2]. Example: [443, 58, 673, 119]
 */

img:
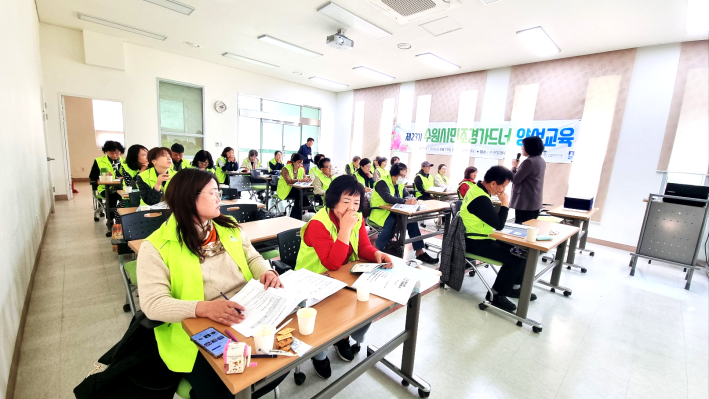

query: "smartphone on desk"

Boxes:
[190, 327, 229, 358]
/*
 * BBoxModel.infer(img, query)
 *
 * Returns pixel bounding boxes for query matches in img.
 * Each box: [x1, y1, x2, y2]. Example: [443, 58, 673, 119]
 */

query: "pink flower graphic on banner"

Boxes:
[391, 124, 409, 152]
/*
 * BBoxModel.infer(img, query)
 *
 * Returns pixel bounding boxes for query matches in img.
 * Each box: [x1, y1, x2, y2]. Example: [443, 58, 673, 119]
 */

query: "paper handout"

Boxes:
[228, 280, 301, 337]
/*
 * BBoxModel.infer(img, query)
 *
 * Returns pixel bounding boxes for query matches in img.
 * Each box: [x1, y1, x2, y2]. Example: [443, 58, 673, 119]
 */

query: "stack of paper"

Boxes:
[391, 203, 420, 213]
[279, 269, 347, 307]
[137, 202, 169, 211]
[293, 182, 312, 188]
[351, 261, 440, 305]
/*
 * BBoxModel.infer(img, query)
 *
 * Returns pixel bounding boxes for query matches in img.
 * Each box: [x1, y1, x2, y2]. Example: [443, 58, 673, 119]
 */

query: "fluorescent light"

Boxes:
[222, 53, 279, 68]
[516, 26, 560, 56]
[480, 0, 501, 4]
[144, 0, 194, 15]
[687, 0, 709, 33]
[317, 2, 391, 40]
[309, 76, 349, 89]
[353, 66, 395, 81]
[258, 35, 322, 57]
[78, 14, 167, 40]
[415, 53, 460, 71]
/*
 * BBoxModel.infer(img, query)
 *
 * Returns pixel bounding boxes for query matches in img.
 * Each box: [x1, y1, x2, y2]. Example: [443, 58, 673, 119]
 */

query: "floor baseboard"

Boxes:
[5, 211, 52, 399]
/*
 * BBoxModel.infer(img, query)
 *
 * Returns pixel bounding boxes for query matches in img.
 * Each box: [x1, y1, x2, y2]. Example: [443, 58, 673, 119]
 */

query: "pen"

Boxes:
[343, 286, 356, 292]
[251, 354, 277, 358]
[224, 329, 239, 342]
[220, 292, 242, 315]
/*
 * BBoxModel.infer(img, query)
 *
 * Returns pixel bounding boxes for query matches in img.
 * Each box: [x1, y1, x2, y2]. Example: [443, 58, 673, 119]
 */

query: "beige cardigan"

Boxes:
[137, 229, 272, 323]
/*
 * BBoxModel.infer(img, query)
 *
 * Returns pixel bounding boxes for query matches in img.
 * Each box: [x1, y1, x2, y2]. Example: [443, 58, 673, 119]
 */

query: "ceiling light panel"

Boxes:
[415, 52, 460, 71]
[516, 26, 560, 56]
[258, 35, 323, 57]
[480, 0, 502, 4]
[78, 14, 167, 40]
[419, 17, 462, 37]
[318, 2, 392, 40]
[686, 0, 709, 33]
[144, 0, 194, 15]
[222, 53, 279, 68]
[309, 76, 349, 89]
[353, 66, 395, 81]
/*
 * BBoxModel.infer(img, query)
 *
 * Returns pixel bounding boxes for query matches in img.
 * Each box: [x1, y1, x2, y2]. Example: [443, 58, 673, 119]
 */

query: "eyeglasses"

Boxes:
[198, 190, 223, 200]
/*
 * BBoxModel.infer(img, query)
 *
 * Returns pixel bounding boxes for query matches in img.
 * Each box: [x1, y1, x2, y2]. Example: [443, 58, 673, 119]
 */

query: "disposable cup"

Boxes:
[357, 283, 370, 302]
[526, 227, 539, 242]
[297, 307, 317, 335]
[124, 186, 133, 193]
[253, 325, 276, 354]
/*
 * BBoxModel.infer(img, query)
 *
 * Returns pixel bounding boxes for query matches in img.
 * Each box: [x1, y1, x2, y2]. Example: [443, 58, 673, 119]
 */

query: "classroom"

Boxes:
[2, 1, 708, 398]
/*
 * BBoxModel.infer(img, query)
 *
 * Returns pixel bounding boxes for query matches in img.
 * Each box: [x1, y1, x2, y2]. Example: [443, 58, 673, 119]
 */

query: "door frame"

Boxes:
[57, 93, 126, 200]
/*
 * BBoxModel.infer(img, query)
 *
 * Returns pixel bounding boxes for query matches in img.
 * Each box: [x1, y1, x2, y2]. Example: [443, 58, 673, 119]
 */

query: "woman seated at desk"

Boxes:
[373, 156, 389, 181]
[215, 146, 238, 185]
[354, 158, 375, 192]
[371, 163, 438, 264]
[191, 150, 216, 175]
[457, 166, 478, 199]
[117, 144, 148, 212]
[295, 175, 393, 379]
[434, 164, 449, 187]
[312, 157, 334, 204]
[242, 149, 261, 171]
[135, 147, 175, 206]
[277, 153, 312, 219]
[269, 150, 284, 173]
[137, 168, 285, 399]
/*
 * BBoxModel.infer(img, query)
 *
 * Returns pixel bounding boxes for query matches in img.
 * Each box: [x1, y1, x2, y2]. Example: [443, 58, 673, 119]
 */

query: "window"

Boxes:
[158, 79, 204, 157]
[237, 94, 321, 166]
[92, 99, 124, 149]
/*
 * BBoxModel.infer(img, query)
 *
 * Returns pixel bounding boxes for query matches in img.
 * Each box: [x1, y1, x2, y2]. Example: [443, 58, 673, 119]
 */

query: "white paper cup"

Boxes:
[297, 307, 317, 335]
[124, 186, 133, 193]
[99, 176, 108, 182]
[253, 324, 276, 354]
[526, 227, 539, 242]
[357, 283, 370, 302]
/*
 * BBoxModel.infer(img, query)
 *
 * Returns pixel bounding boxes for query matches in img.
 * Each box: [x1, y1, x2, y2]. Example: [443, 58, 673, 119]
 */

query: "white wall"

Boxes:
[39, 23, 337, 196]
[0, 0, 51, 395]
[590, 43, 682, 246]
[333, 90, 354, 169]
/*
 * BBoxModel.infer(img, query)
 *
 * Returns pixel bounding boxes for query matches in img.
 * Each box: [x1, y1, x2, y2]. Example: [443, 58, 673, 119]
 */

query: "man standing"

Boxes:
[298, 137, 314, 173]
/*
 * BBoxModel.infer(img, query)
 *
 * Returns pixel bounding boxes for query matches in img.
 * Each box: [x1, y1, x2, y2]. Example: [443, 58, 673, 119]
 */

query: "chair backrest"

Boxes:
[250, 168, 268, 179]
[277, 227, 302, 268]
[451, 200, 463, 216]
[231, 175, 252, 192]
[121, 209, 170, 241]
[269, 175, 280, 188]
[220, 203, 258, 223]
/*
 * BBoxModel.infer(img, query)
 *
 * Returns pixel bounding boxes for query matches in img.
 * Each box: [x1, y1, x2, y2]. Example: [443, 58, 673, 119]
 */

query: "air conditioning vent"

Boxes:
[382, 0, 437, 17]
[366, 0, 456, 24]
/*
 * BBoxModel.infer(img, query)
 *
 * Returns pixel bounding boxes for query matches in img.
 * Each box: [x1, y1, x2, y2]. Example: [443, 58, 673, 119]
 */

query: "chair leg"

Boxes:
[467, 260, 494, 300]
[120, 258, 137, 315]
[273, 386, 280, 399]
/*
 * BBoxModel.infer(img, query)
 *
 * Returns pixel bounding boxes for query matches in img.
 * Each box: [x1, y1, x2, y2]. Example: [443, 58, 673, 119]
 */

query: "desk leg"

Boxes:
[397, 214, 408, 257]
[297, 189, 304, 221]
[564, 219, 587, 273]
[537, 240, 573, 297]
[577, 219, 595, 256]
[234, 389, 252, 399]
[366, 293, 431, 397]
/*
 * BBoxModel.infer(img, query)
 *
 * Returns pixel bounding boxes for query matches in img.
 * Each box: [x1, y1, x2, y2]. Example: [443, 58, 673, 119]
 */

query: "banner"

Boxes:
[391, 120, 581, 163]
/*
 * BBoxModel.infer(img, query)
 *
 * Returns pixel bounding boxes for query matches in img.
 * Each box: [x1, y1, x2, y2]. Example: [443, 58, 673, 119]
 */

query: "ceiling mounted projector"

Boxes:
[326, 29, 354, 50]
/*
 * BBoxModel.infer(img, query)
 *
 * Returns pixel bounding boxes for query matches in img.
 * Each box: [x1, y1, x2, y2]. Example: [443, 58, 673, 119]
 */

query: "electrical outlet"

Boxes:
[215, 142, 221, 147]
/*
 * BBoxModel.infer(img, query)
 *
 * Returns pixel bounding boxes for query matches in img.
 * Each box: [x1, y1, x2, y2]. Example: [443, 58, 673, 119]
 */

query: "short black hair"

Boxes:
[290, 153, 304, 163]
[324, 175, 367, 214]
[390, 156, 400, 164]
[523, 136, 545, 156]
[352, 156, 361, 162]
[248, 149, 259, 158]
[102, 140, 124, 154]
[463, 166, 478, 180]
[221, 147, 234, 158]
[358, 158, 371, 169]
[191, 150, 214, 169]
[483, 166, 514, 185]
[390, 162, 407, 177]
[318, 157, 331, 169]
[171, 143, 185, 154]
[274, 150, 282, 157]
[125, 144, 148, 171]
[307, 137, 314, 143]
[438, 163, 446, 171]
[375, 156, 387, 166]
[314, 153, 325, 165]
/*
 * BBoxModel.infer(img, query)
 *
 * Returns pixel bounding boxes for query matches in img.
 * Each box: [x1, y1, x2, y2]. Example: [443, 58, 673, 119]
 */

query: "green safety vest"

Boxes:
[457, 181, 474, 200]
[415, 173, 434, 198]
[170, 159, 192, 173]
[137, 168, 175, 206]
[242, 158, 261, 170]
[459, 184, 494, 240]
[95, 155, 122, 197]
[437, 174, 449, 186]
[312, 168, 333, 192]
[346, 163, 357, 175]
[295, 207, 361, 274]
[369, 175, 404, 226]
[376, 167, 389, 179]
[146, 215, 252, 372]
[119, 161, 139, 191]
[214, 157, 227, 184]
[276, 163, 304, 200]
[354, 172, 366, 187]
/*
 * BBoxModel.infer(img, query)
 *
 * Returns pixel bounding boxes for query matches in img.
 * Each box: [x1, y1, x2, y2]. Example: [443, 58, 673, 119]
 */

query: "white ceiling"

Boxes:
[36, 0, 708, 92]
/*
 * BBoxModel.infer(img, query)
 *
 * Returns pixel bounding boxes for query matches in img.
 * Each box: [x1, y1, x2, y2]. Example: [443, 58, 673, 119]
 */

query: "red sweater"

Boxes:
[458, 179, 476, 198]
[303, 210, 378, 271]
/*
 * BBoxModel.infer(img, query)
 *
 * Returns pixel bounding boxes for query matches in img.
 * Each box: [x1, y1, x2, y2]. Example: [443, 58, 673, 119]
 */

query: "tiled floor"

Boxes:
[13, 183, 709, 399]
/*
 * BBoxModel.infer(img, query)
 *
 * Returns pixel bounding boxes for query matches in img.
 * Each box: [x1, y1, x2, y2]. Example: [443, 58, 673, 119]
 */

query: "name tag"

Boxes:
[230, 235, 239, 242]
